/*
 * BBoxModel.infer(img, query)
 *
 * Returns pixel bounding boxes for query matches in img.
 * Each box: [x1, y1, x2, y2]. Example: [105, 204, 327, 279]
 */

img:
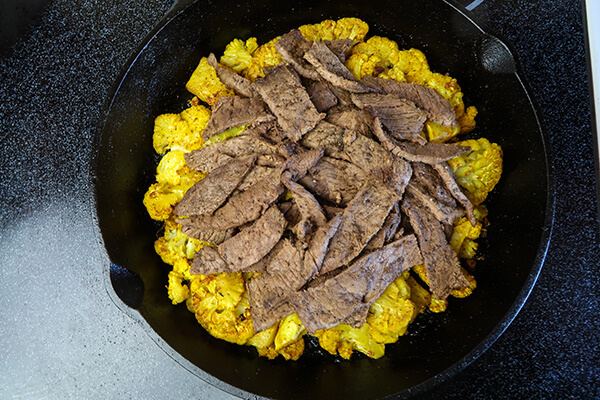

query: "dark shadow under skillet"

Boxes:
[92, 0, 554, 398]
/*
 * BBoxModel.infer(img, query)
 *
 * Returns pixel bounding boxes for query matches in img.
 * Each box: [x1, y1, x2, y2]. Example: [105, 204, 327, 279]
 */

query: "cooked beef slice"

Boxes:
[275, 29, 321, 81]
[218, 205, 287, 271]
[174, 156, 256, 217]
[253, 64, 325, 142]
[305, 80, 338, 112]
[405, 183, 463, 226]
[366, 201, 402, 250]
[184, 170, 285, 232]
[432, 162, 477, 226]
[325, 105, 372, 138]
[280, 148, 324, 181]
[322, 204, 344, 219]
[304, 40, 374, 93]
[190, 245, 230, 275]
[207, 53, 254, 98]
[343, 134, 413, 199]
[303, 213, 343, 278]
[203, 96, 275, 140]
[283, 178, 328, 240]
[185, 132, 279, 172]
[323, 39, 353, 63]
[370, 114, 469, 163]
[299, 120, 347, 155]
[293, 234, 423, 334]
[247, 239, 307, 332]
[235, 165, 276, 193]
[318, 181, 398, 275]
[177, 219, 235, 244]
[401, 192, 470, 299]
[361, 75, 457, 127]
[298, 156, 366, 206]
[352, 93, 427, 142]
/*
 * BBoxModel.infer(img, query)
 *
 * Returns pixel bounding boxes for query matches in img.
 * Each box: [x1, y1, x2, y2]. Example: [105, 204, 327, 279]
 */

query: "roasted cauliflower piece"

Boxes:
[450, 216, 483, 260]
[299, 17, 369, 42]
[186, 57, 234, 105]
[190, 273, 254, 345]
[220, 37, 259, 73]
[153, 104, 211, 154]
[448, 138, 503, 205]
[244, 37, 283, 81]
[154, 219, 206, 266]
[316, 323, 385, 360]
[367, 275, 416, 344]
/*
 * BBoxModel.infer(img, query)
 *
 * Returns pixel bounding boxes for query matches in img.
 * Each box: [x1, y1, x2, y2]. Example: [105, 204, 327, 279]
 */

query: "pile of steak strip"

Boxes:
[175, 29, 476, 335]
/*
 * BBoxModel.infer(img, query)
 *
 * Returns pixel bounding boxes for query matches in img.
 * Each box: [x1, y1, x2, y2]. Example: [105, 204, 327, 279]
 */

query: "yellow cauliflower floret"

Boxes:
[316, 323, 385, 360]
[274, 313, 306, 351]
[425, 121, 461, 143]
[458, 105, 478, 134]
[143, 182, 185, 221]
[244, 37, 283, 81]
[406, 275, 431, 318]
[429, 296, 448, 313]
[220, 37, 259, 73]
[367, 276, 416, 344]
[448, 138, 503, 205]
[190, 273, 254, 345]
[345, 53, 384, 80]
[451, 270, 477, 298]
[450, 216, 483, 259]
[299, 18, 369, 42]
[167, 270, 190, 305]
[153, 105, 211, 154]
[154, 219, 206, 265]
[395, 48, 431, 85]
[278, 339, 305, 361]
[247, 322, 279, 358]
[186, 57, 234, 106]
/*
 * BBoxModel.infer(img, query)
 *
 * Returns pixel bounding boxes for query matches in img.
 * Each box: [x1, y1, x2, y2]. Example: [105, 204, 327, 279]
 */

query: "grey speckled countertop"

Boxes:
[1, 0, 598, 399]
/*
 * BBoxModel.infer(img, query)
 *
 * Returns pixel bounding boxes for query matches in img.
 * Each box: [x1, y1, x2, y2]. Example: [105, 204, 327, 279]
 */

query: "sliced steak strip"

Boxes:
[432, 162, 477, 227]
[203, 96, 275, 140]
[305, 80, 338, 112]
[254, 64, 325, 142]
[323, 39, 353, 63]
[247, 239, 306, 332]
[303, 213, 344, 279]
[174, 155, 256, 217]
[177, 220, 235, 245]
[401, 192, 470, 299]
[405, 183, 463, 226]
[366, 201, 402, 250]
[275, 29, 321, 81]
[185, 132, 279, 172]
[371, 113, 469, 163]
[352, 93, 427, 142]
[303, 40, 375, 93]
[299, 156, 366, 206]
[299, 120, 347, 156]
[318, 181, 398, 275]
[361, 75, 457, 127]
[235, 165, 277, 192]
[218, 205, 287, 271]
[325, 105, 372, 138]
[183, 170, 285, 232]
[293, 234, 423, 334]
[190, 245, 230, 275]
[207, 53, 254, 98]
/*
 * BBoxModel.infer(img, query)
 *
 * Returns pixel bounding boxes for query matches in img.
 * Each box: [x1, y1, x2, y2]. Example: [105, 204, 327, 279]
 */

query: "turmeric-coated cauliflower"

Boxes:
[154, 219, 206, 266]
[220, 37, 259, 73]
[186, 57, 234, 105]
[298, 18, 369, 43]
[367, 275, 416, 344]
[448, 138, 503, 205]
[153, 104, 211, 154]
[450, 216, 483, 260]
[316, 323, 385, 360]
[190, 273, 254, 345]
[244, 37, 283, 81]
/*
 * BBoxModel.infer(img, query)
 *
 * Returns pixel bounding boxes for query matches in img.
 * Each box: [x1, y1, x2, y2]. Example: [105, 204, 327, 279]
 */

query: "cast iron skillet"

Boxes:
[93, 0, 553, 398]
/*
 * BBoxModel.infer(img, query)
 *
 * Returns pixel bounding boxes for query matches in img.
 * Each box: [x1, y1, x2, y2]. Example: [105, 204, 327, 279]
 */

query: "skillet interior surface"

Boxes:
[94, 0, 551, 398]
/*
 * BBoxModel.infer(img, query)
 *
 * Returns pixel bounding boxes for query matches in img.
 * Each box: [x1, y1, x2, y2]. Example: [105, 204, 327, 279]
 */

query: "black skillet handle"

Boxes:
[109, 263, 145, 310]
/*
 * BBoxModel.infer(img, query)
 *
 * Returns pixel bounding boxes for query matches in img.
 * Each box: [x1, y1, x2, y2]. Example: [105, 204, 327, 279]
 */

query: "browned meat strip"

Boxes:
[305, 80, 338, 112]
[318, 181, 398, 275]
[253, 64, 325, 141]
[303, 40, 374, 93]
[366, 201, 402, 250]
[275, 29, 321, 81]
[432, 162, 477, 227]
[190, 245, 230, 275]
[401, 192, 470, 299]
[182, 170, 284, 232]
[370, 113, 469, 163]
[299, 120, 347, 156]
[323, 39, 353, 63]
[325, 105, 372, 138]
[207, 53, 254, 98]
[299, 156, 366, 206]
[293, 234, 423, 334]
[218, 205, 287, 271]
[352, 92, 427, 143]
[174, 155, 256, 217]
[361, 75, 457, 127]
[203, 96, 275, 140]
[185, 133, 278, 172]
